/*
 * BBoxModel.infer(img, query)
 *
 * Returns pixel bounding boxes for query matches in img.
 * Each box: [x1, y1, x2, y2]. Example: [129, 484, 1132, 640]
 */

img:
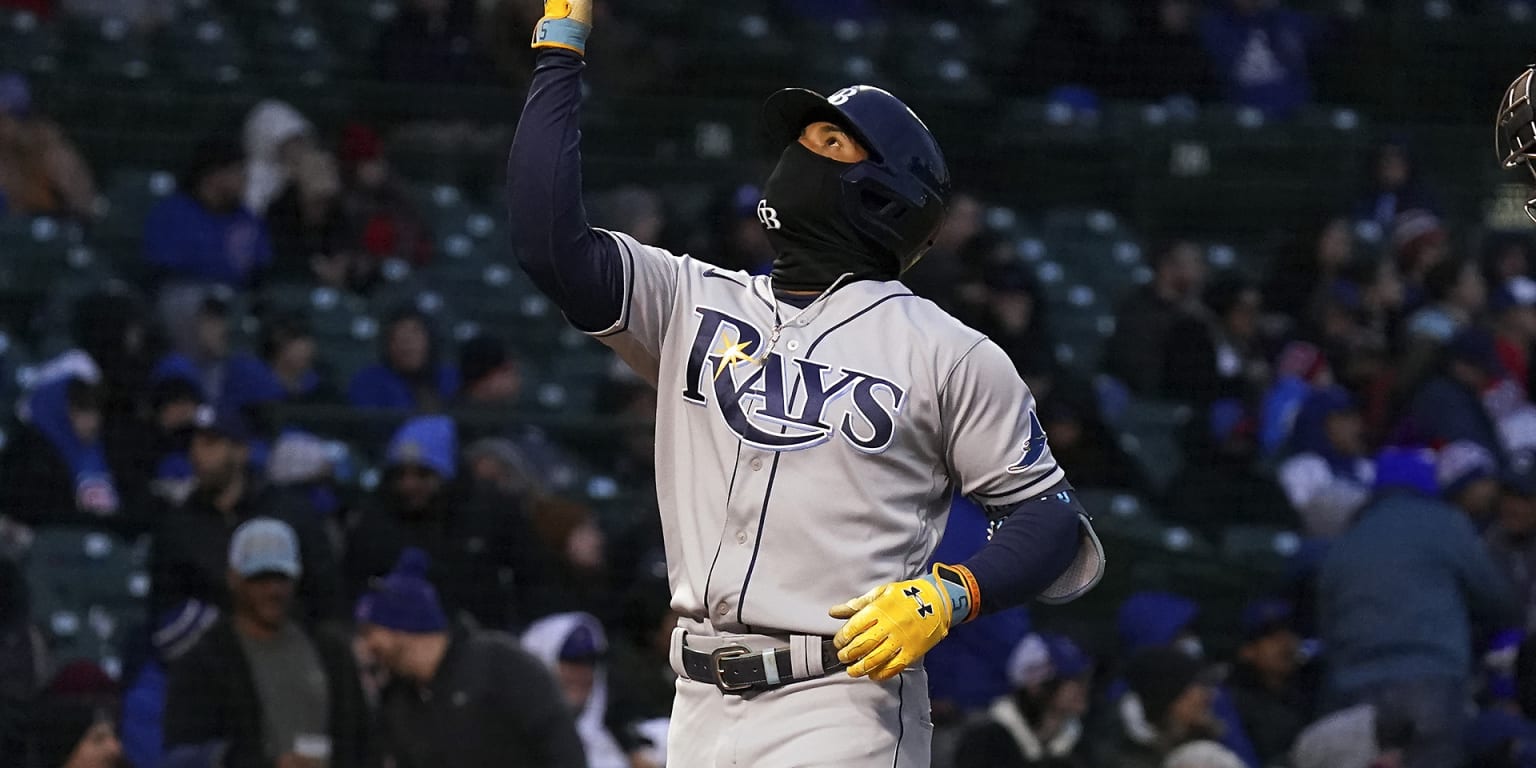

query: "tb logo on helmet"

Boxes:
[756, 199, 781, 230]
[827, 87, 860, 106]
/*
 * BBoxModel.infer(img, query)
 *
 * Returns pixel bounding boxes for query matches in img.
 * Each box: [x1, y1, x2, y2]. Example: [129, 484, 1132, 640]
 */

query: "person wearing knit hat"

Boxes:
[28, 661, 122, 768]
[1439, 440, 1500, 521]
[346, 414, 556, 632]
[357, 549, 587, 768]
[1111, 647, 1224, 768]
[953, 632, 1093, 767]
[1320, 441, 1521, 768]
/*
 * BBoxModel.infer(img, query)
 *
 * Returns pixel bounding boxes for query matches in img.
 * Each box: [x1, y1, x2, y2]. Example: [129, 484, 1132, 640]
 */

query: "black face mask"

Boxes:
[762, 142, 898, 292]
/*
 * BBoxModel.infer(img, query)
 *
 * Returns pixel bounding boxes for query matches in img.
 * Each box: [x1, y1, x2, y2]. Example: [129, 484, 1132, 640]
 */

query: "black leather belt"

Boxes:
[681, 639, 845, 694]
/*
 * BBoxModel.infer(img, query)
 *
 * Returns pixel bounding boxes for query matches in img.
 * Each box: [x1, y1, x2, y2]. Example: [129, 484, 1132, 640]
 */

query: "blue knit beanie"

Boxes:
[355, 548, 448, 633]
[1372, 446, 1439, 496]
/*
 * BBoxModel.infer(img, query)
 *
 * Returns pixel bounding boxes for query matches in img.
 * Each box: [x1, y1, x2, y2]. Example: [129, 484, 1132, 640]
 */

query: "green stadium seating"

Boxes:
[159, 12, 248, 85]
[1117, 400, 1194, 496]
[25, 527, 150, 678]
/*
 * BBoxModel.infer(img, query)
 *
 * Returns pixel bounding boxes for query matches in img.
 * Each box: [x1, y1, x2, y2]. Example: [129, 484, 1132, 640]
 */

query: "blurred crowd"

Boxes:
[3, 1, 1536, 768]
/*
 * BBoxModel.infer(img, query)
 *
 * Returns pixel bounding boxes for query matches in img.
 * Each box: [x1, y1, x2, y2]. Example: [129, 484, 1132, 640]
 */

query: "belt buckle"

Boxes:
[709, 644, 753, 693]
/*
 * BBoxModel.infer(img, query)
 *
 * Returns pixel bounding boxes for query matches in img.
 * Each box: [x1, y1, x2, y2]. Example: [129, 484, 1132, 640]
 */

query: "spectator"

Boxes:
[1199, 0, 1319, 119]
[954, 633, 1093, 768]
[1485, 233, 1534, 289]
[0, 374, 122, 523]
[265, 432, 344, 523]
[1438, 440, 1500, 523]
[967, 255, 1057, 380]
[356, 549, 587, 768]
[223, 315, 328, 411]
[1265, 217, 1355, 322]
[1390, 210, 1450, 301]
[1113, 591, 1261, 765]
[1489, 464, 1536, 631]
[344, 415, 552, 631]
[144, 376, 203, 506]
[1163, 741, 1247, 768]
[1402, 327, 1508, 468]
[151, 296, 232, 405]
[337, 123, 432, 279]
[1318, 447, 1519, 767]
[1036, 395, 1148, 493]
[1494, 276, 1536, 395]
[265, 140, 349, 289]
[120, 600, 220, 768]
[163, 519, 370, 768]
[1484, 628, 1525, 714]
[1258, 341, 1334, 455]
[1106, 239, 1207, 396]
[1289, 703, 1410, 768]
[456, 334, 523, 406]
[0, 71, 96, 219]
[1465, 708, 1536, 768]
[463, 437, 542, 499]
[1405, 258, 1486, 344]
[521, 612, 628, 768]
[58, 0, 175, 31]
[152, 406, 342, 625]
[527, 497, 611, 619]
[900, 193, 984, 313]
[1354, 139, 1440, 234]
[1227, 600, 1310, 765]
[1110, 648, 1229, 768]
[243, 100, 315, 217]
[1165, 277, 1269, 405]
[1167, 399, 1297, 539]
[1276, 387, 1374, 538]
[144, 138, 271, 338]
[374, 0, 487, 84]
[0, 558, 46, 766]
[26, 662, 122, 768]
[1115, 0, 1215, 102]
[603, 580, 676, 768]
[346, 309, 459, 410]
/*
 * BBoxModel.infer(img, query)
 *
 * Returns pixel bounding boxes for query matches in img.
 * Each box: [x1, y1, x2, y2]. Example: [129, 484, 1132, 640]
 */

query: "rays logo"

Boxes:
[1005, 411, 1049, 474]
[682, 307, 906, 453]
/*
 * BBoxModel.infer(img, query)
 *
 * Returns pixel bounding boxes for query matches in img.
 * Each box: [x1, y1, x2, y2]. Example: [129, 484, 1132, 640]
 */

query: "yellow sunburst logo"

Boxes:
[713, 332, 756, 380]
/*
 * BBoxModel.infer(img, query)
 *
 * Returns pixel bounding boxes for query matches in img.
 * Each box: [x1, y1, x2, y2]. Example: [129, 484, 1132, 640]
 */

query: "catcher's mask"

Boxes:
[1498, 66, 1536, 221]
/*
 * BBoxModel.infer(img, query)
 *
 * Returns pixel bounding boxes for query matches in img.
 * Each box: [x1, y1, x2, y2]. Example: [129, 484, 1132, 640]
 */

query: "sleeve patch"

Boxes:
[1005, 411, 1049, 474]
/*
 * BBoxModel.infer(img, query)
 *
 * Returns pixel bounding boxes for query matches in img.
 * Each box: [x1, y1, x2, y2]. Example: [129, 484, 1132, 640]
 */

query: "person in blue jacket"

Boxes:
[119, 600, 220, 768]
[1199, 0, 1319, 120]
[347, 309, 459, 410]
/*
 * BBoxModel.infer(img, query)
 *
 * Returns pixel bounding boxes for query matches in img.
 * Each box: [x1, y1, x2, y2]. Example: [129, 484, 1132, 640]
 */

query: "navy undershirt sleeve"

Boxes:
[961, 479, 1083, 614]
[506, 50, 625, 332]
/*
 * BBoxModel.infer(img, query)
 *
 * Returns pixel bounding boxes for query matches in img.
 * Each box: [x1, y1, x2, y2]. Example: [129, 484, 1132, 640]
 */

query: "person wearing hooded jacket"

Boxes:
[1276, 386, 1374, 538]
[0, 373, 125, 525]
[954, 633, 1093, 768]
[345, 310, 460, 411]
[520, 612, 630, 768]
[344, 416, 553, 632]
[243, 100, 315, 218]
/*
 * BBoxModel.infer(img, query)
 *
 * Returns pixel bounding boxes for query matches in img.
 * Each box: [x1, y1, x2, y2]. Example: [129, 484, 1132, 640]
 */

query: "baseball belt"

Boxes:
[679, 637, 845, 695]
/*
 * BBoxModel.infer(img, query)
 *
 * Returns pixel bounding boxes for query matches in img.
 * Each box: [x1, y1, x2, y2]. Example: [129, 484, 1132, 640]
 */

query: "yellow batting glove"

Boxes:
[828, 564, 980, 682]
[531, 0, 593, 56]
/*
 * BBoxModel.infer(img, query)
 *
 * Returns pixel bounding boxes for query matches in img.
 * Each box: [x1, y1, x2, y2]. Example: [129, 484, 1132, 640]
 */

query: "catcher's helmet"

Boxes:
[1497, 66, 1536, 220]
[762, 85, 952, 273]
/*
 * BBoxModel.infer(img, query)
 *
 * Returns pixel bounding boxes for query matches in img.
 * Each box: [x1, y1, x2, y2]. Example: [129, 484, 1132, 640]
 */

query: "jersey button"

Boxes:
[787, 340, 800, 351]
[736, 531, 747, 544]
[750, 458, 763, 471]
[716, 601, 729, 616]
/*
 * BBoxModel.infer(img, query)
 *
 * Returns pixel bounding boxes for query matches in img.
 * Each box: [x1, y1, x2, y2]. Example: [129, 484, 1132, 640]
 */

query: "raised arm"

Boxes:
[506, 1, 623, 332]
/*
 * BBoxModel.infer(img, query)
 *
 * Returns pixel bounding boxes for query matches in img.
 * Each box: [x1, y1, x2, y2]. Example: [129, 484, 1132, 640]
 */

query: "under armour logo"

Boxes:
[756, 199, 781, 230]
[903, 586, 934, 617]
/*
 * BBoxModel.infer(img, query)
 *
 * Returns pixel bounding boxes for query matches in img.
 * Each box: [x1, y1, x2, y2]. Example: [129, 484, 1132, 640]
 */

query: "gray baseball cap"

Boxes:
[228, 518, 301, 579]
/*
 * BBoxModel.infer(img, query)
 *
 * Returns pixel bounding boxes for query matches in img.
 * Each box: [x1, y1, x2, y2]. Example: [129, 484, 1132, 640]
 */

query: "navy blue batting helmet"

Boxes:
[762, 85, 952, 273]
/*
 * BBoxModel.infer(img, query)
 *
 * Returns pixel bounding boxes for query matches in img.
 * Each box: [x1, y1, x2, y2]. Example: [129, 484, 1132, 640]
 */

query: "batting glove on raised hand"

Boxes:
[531, 0, 593, 56]
[828, 563, 980, 682]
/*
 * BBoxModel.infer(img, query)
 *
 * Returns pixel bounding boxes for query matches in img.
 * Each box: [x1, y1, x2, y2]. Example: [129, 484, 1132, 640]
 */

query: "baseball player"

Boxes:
[508, 3, 1106, 765]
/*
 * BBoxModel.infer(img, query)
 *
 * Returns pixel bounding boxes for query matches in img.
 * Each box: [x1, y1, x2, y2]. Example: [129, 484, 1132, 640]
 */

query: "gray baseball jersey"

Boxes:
[591, 229, 1083, 637]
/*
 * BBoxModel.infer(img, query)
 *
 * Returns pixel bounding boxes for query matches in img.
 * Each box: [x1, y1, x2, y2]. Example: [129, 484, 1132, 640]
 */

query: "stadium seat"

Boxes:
[25, 527, 150, 677]
[159, 12, 248, 84]
[1117, 400, 1194, 496]
[64, 16, 155, 82]
[1220, 524, 1304, 573]
[0, 8, 60, 73]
